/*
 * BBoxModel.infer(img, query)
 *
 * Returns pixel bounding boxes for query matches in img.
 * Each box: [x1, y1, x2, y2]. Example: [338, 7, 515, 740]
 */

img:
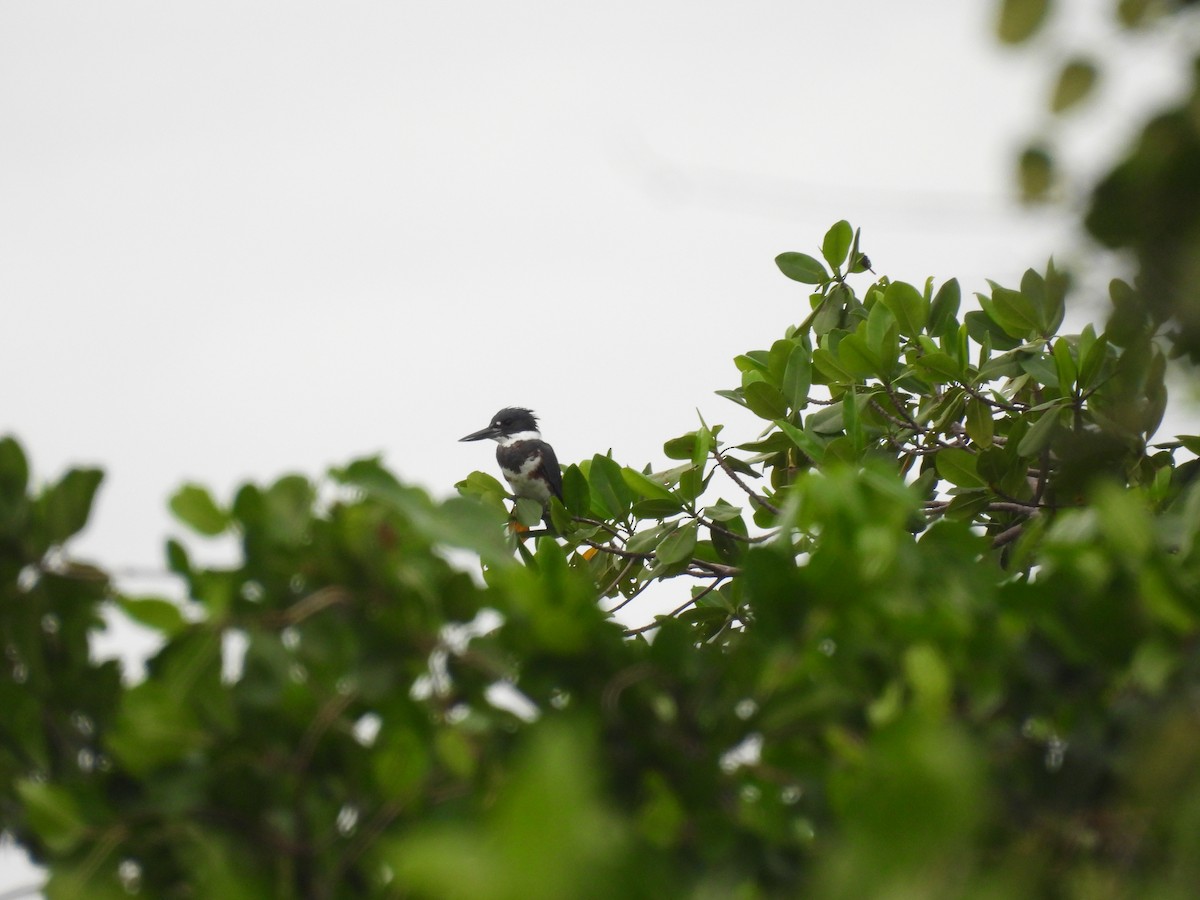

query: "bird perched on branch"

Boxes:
[460, 407, 562, 526]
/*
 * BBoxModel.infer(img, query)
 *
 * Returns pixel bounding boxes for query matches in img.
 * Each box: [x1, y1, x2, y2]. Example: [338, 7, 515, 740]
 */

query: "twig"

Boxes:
[571, 515, 626, 540]
[623, 579, 726, 636]
[581, 539, 651, 561]
[992, 523, 1024, 549]
[278, 586, 353, 627]
[698, 514, 775, 544]
[712, 446, 780, 516]
[598, 557, 640, 597]
[958, 379, 1027, 414]
[686, 561, 741, 578]
[292, 690, 357, 776]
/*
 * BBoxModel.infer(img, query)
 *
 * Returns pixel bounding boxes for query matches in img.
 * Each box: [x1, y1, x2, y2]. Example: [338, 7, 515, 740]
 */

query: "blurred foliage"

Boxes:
[996, 0, 1200, 362]
[4, 218, 1200, 897]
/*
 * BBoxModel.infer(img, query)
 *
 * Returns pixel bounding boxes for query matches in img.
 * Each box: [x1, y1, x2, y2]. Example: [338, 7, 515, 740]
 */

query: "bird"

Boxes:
[460, 407, 563, 526]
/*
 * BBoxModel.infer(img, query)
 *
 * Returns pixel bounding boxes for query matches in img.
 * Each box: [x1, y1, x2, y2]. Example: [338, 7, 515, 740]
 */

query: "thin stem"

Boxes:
[623, 579, 726, 636]
[712, 446, 780, 516]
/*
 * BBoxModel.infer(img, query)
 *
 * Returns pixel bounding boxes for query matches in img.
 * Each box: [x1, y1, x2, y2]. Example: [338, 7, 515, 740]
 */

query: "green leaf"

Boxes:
[632, 498, 686, 519]
[15, 780, 89, 854]
[812, 295, 843, 335]
[981, 285, 1040, 339]
[821, 220, 854, 269]
[621, 467, 676, 502]
[656, 521, 699, 565]
[0, 435, 29, 502]
[1052, 338, 1078, 394]
[965, 310, 1021, 351]
[703, 499, 743, 522]
[42, 468, 104, 545]
[743, 381, 789, 421]
[777, 419, 827, 464]
[844, 389, 863, 456]
[169, 483, 229, 536]
[1079, 331, 1109, 390]
[1019, 350, 1060, 389]
[589, 454, 633, 519]
[457, 470, 508, 502]
[928, 279, 961, 335]
[965, 398, 995, 449]
[691, 426, 714, 471]
[118, 596, 188, 637]
[1018, 144, 1054, 201]
[449, 502, 524, 566]
[767, 339, 796, 385]
[782, 343, 813, 411]
[997, 0, 1050, 44]
[1050, 58, 1097, 114]
[514, 497, 544, 527]
[663, 433, 697, 460]
[913, 352, 963, 382]
[812, 347, 854, 383]
[865, 299, 900, 373]
[715, 388, 748, 410]
[336, 460, 515, 566]
[1017, 407, 1063, 457]
[883, 281, 929, 336]
[837, 333, 882, 379]
[935, 448, 985, 488]
[561, 465, 591, 516]
[106, 681, 208, 775]
[775, 252, 828, 285]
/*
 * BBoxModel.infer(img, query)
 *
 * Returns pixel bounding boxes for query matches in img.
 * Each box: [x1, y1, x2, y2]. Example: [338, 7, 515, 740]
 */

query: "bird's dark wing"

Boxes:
[540, 442, 564, 501]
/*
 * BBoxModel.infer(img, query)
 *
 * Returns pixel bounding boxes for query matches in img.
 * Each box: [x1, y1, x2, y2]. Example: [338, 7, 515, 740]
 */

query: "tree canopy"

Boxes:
[5, 2, 1200, 896]
[3, 207, 1200, 897]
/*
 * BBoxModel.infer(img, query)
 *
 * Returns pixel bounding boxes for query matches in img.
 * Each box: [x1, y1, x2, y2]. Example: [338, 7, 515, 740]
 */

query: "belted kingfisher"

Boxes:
[460, 407, 563, 523]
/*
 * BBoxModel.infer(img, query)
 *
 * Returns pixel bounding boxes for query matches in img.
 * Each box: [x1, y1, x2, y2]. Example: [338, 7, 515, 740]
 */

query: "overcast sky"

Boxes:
[1, 0, 1193, 889]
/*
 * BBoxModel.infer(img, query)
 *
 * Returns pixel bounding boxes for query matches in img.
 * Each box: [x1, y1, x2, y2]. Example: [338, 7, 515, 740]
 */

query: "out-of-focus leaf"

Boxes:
[15, 781, 88, 854]
[169, 483, 228, 537]
[1018, 144, 1055, 201]
[1050, 58, 1097, 114]
[106, 681, 208, 775]
[514, 497, 544, 527]
[997, 0, 1051, 44]
[117, 596, 188, 637]
[42, 468, 104, 545]
[0, 436, 29, 502]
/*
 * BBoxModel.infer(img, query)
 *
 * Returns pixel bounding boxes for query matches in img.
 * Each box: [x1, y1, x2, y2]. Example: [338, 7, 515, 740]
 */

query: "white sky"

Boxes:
[1, 0, 1195, 891]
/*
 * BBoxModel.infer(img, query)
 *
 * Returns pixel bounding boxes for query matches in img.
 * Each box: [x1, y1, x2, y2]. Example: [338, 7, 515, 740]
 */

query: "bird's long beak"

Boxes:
[459, 425, 500, 442]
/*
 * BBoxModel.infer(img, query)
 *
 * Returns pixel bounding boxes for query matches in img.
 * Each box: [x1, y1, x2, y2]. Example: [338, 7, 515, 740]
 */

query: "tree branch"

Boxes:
[712, 446, 780, 516]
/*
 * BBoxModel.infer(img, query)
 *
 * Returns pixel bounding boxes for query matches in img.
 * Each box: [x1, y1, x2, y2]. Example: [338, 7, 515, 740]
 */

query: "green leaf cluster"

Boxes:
[4, 221, 1200, 898]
